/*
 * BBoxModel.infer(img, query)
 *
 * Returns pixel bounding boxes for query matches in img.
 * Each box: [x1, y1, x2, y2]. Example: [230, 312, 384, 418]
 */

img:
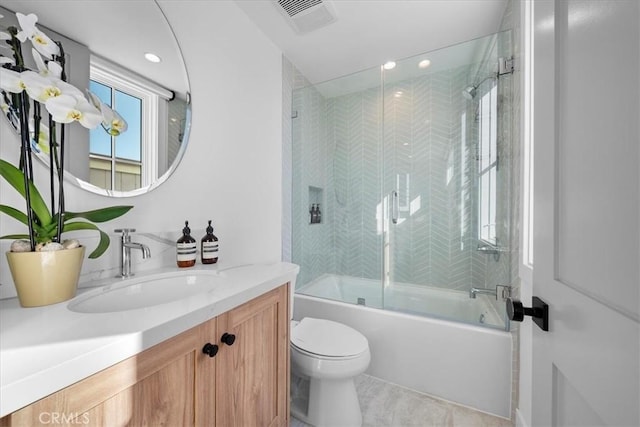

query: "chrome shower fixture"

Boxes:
[462, 85, 478, 100]
[462, 75, 496, 100]
[463, 57, 514, 101]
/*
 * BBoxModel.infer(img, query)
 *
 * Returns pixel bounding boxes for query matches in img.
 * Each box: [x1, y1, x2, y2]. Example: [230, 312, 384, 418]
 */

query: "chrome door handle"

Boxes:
[391, 190, 399, 224]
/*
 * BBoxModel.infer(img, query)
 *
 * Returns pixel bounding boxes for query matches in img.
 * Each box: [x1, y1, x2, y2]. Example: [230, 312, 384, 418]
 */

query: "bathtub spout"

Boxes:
[469, 287, 496, 299]
[469, 285, 511, 300]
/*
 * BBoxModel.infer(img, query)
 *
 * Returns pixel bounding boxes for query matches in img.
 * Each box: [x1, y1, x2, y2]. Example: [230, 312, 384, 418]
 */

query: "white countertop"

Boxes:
[0, 262, 299, 417]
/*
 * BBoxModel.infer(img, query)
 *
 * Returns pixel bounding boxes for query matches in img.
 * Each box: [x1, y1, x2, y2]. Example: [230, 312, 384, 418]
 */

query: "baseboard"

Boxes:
[516, 408, 529, 427]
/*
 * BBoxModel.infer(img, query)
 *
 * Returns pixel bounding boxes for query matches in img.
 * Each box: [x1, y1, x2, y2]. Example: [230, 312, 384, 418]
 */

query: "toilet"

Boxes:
[290, 317, 371, 426]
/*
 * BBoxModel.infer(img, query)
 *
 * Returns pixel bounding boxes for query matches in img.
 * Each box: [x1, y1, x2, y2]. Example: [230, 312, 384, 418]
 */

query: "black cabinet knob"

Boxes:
[221, 332, 236, 346]
[506, 297, 549, 331]
[202, 343, 219, 357]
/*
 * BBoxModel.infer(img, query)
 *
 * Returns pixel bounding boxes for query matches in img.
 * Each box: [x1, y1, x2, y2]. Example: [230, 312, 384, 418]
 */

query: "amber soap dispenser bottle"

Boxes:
[176, 221, 197, 268]
[201, 220, 219, 264]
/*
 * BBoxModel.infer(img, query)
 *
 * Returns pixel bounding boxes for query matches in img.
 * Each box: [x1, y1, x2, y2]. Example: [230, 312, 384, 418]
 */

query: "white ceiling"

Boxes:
[235, 0, 508, 85]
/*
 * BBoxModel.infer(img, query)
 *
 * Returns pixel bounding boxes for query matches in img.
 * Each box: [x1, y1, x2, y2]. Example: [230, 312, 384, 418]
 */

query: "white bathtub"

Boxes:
[297, 274, 506, 329]
[293, 274, 512, 418]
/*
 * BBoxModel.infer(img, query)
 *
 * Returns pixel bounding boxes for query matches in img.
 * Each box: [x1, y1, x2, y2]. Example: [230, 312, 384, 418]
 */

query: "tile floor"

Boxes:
[290, 374, 513, 427]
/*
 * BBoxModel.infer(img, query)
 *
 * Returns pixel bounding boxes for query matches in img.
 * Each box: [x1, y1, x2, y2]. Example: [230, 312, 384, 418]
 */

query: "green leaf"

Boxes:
[0, 204, 51, 239]
[0, 233, 31, 240]
[0, 204, 29, 226]
[63, 205, 133, 223]
[0, 159, 52, 227]
[61, 221, 110, 259]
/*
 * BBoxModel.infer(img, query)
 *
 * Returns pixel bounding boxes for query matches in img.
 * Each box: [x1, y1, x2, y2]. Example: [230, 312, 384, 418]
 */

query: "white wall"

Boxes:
[0, 1, 284, 299]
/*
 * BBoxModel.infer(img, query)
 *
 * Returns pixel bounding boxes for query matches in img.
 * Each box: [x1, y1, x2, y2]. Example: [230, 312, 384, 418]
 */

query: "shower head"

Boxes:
[462, 75, 497, 101]
[462, 86, 477, 100]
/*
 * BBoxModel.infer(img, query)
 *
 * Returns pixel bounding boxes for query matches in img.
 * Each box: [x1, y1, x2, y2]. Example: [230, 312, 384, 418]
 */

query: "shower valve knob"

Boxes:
[221, 332, 236, 346]
[506, 297, 549, 332]
[202, 343, 219, 357]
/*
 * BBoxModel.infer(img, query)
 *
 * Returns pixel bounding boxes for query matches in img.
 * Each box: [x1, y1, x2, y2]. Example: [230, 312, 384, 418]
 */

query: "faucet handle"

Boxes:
[115, 228, 136, 236]
[497, 284, 512, 300]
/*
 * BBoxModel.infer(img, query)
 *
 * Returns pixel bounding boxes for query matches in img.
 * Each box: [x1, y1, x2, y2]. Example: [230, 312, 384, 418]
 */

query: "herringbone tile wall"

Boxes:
[291, 40, 513, 295]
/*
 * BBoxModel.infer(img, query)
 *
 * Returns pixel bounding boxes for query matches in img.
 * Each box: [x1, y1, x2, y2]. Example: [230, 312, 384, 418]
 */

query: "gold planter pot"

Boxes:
[6, 246, 85, 307]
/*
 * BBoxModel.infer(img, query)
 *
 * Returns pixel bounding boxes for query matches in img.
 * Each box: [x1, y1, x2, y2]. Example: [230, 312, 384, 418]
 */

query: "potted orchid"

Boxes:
[0, 12, 133, 307]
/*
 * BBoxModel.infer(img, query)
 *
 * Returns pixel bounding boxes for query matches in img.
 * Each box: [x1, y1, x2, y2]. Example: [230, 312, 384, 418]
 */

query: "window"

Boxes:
[89, 80, 142, 191]
[88, 56, 173, 192]
[478, 82, 498, 246]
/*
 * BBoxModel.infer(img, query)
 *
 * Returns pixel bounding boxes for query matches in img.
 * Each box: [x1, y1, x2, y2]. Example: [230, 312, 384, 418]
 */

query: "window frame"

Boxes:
[89, 56, 172, 190]
[477, 81, 499, 247]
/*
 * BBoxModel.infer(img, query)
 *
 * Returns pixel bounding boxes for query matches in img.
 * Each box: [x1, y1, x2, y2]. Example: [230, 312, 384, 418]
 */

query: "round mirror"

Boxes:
[0, 0, 191, 197]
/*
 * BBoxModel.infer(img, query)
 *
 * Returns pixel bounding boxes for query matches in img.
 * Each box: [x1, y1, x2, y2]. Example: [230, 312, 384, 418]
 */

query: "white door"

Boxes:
[531, 0, 639, 426]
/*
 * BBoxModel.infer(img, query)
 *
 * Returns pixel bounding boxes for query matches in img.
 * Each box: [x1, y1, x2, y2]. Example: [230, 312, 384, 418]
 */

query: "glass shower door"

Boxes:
[291, 66, 385, 308]
[382, 32, 513, 329]
[291, 30, 514, 330]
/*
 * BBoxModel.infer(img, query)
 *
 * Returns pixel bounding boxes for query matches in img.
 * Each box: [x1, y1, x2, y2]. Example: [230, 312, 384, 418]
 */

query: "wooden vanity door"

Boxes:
[215, 284, 289, 427]
[0, 318, 217, 427]
[83, 317, 217, 427]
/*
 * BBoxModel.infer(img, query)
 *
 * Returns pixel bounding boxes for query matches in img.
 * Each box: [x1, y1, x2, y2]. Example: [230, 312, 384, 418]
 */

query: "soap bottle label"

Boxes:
[177, 242, 197, 263]
[202, 241, 219, 263]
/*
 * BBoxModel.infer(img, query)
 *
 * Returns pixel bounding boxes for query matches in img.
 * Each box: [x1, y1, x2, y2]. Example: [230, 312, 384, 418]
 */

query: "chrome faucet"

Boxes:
[469, 285, 511, 300]
[115, 228, 151, 278]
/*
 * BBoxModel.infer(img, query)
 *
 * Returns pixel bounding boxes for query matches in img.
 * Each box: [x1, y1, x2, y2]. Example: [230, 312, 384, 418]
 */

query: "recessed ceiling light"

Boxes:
[144, 52, 162, 63]
[383, 61, 396, 70]
[418, 59, 431, 69]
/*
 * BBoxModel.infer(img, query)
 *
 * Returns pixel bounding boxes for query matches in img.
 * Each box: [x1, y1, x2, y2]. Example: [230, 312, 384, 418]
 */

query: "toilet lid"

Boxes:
[291, 318, 368, 357]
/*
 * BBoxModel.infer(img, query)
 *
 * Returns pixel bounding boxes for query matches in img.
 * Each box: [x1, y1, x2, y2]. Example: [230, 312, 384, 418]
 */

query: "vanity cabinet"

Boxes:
[0, 284, 290, 427]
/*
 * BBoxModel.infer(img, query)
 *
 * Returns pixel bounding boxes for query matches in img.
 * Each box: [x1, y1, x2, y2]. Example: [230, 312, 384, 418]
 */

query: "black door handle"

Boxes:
[506, 297, 549, 331]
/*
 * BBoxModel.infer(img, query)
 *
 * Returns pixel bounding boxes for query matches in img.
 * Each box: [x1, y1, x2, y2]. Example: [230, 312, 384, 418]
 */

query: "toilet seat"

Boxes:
[291, 317, 368, 358]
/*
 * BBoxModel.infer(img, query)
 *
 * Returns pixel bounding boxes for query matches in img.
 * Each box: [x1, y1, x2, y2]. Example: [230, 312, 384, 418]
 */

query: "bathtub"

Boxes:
[297, 274, 507, 329]
[293, 274, 512, 418]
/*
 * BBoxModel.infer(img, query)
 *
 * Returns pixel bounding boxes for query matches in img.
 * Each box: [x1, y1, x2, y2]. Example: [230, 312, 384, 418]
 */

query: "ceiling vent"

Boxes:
[275, 0, 337, 34]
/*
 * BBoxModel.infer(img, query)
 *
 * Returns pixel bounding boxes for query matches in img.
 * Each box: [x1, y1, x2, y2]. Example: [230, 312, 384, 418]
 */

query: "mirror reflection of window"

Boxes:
[478, 81, 498, 246]
[89, 80, 142, 191]
[88, 56, 178, 192]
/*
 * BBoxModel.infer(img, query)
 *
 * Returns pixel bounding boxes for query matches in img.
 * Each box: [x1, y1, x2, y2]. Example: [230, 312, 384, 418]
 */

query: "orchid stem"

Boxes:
[18, 92, 35, 251]
[48, 115, 56, 219]
[56, 123, 66, 243]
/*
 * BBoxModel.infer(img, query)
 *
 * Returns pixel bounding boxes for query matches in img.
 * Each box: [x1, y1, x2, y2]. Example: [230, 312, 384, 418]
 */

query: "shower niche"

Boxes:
[308, 186, 323, 224]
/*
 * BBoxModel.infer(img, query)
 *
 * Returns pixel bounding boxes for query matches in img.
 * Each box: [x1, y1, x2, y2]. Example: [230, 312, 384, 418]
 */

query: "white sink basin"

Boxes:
[68, 271, 225, 313]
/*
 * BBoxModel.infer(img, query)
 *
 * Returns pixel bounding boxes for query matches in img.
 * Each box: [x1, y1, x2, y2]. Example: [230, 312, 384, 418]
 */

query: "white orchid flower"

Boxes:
[16, 13, 60, 59]
[21, 71, 83, 103]
[0, 67, 26, 93]
[86, 89, 128, 136]
[36, 122, 51, 154]
[85, 90, 103, 110]
[27, 118, 50, 154]
[1, 98, 9, 115]
[0, 55, 15, 65]
[0, 31, 11, 41]
[32, 48, 62, 78]
[45, 94, 102, 129]
[102, 104, 128, 136]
